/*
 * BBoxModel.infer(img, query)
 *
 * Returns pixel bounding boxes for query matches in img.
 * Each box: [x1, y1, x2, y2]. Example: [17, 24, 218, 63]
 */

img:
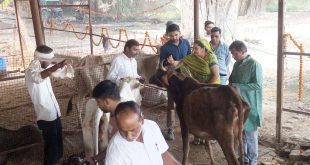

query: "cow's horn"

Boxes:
[160, 60, 167, 71]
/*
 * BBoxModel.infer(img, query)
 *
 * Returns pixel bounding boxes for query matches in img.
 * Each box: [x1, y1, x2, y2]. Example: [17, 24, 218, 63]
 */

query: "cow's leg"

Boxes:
[205, 140, 216, 165]
[180, 119, 190, 165]
[217, 135, 240, 165]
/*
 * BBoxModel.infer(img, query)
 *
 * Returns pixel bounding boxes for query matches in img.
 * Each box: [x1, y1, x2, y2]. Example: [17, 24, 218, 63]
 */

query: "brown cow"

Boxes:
[150, 65, 249, 165]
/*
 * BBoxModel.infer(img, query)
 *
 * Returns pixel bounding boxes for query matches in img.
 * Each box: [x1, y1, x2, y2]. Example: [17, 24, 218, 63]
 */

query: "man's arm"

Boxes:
[40, 60, 68, 79]
[224, 44, 231, 73]
[159, 46, 167, 62]
[106, 58, 120, 84]
[162, 151, 181, 165]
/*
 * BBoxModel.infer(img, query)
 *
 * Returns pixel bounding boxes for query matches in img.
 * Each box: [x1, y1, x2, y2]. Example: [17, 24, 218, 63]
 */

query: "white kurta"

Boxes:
[25, 60, 61, 121]
[105, 120, 168, 165]
[106, 53, 140, 85]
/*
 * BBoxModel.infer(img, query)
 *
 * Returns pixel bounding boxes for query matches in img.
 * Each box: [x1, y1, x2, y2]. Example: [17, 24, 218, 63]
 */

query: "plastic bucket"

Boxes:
[0, 57, 7, 76]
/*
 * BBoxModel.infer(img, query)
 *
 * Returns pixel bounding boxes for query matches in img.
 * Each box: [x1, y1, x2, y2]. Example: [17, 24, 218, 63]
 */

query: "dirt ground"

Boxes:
[1, 9, 310, 164]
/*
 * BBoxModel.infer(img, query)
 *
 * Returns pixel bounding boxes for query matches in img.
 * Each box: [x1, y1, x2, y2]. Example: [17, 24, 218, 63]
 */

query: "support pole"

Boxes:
[29, 0, 45, 46]
[88, 0, 93, 55]
[13, 0, 26, 69]
[194, 0, 199, 40]
[276, 0, 285, 144]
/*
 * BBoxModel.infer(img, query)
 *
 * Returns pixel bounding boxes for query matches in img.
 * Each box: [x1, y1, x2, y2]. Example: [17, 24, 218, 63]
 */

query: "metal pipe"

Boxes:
[276, 0, 285, 144]
[88, 0, 93, 54]
[39, 4, 89, 8]
[0, 27, 18, 30]
[13, 0, 26, 70]
[283, 108, 310, 116]
[194, 0, 199, 40]
[29, 0, 45, 46]
[284, 51, 310, 56]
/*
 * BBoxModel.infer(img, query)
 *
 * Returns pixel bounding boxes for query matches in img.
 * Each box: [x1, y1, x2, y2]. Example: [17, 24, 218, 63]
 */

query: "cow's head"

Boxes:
[149, 60, 185, 87]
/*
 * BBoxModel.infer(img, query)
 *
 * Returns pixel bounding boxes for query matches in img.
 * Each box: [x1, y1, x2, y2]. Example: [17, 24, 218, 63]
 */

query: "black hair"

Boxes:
[92, 80, 120, 101]
[35, 45, 53, 54]
[211, 27, 221, 34]
[124, 39, 139, 52]
[204, 20, 214, 28]
[115, 101, 142, 119]
[166, 24, 180, 33]
[229, 40, 247, 52]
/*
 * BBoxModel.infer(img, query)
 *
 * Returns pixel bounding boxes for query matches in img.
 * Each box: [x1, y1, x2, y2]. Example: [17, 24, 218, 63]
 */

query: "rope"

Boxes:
[283, 33, 303, 101]
[45, 24, 158, 53]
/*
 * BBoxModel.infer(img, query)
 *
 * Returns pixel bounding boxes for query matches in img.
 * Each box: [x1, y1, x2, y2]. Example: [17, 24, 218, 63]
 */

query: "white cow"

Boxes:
[82, 78, 142, 157]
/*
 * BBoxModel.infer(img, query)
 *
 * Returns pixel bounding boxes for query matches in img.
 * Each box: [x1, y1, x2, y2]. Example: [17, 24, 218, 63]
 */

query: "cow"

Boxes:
[0, 125, 43, 164]
[150, 63, 250, 165]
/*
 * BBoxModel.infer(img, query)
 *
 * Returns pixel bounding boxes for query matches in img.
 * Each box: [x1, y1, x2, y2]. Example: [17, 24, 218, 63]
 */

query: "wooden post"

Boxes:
[88, 0, 93, 55]
[13, 0, 26, 70]
[29, 0, 45, 46]
[276, 0, 285, 144]
[194, 0, 199, 40]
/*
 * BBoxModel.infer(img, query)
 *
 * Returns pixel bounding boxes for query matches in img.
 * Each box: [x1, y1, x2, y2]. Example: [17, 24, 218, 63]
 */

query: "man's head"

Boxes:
[92, 80, 121, 113]
[124, 39, 140, 58]
[115, 101, 144, 142]
[211, 27, 221, 45]
[229, 40, 247, 61]
[204, 20, 214, 35]
[34, 45, 54, 68]
[166, 21, 175, 29]
[166, 24, 181, 44]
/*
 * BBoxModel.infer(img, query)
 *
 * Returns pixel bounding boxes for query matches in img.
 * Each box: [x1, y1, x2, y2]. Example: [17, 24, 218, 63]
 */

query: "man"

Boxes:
[159, 23, 191, 141]
[107, 39, 144, 85]
[210, 27, 231, 85]
[204, 20, 214, 41]
[25, 45, 70, 165]
[229, 40, 262, 165]
[105, 101, 180, 165]
[84, 80, 122, 165]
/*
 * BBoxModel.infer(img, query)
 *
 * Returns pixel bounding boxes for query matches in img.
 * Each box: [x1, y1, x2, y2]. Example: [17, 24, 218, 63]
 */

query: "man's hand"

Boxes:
[166, 55, 175, 65]
[83, 157, 95, 165]
[57, 59, 72, 69]
[138, 77, 146, 84]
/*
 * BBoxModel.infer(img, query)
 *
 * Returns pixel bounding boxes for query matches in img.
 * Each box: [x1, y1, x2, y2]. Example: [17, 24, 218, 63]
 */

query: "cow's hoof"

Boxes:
[165, 129, 174, 141]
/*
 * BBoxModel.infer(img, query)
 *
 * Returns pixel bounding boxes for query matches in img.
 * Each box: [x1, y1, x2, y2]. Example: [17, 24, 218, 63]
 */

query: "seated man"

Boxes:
[105, 101, 180, 165]
[106, 39, 144, 85]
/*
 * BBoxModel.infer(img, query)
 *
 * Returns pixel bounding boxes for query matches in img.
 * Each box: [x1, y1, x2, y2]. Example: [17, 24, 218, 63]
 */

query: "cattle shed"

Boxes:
[1, 0, 310, 164]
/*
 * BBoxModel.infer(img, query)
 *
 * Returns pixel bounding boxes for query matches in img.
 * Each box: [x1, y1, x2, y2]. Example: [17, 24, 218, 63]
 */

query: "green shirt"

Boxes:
[229, 55, 263, 131]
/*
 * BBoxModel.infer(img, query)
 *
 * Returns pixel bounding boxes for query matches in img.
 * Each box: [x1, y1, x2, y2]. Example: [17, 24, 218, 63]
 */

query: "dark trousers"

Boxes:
[37, 117, 63, 165]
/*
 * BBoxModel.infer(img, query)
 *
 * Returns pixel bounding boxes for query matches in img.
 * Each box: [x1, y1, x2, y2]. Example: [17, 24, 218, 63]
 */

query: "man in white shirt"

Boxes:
[107, 39, 145, 85]
[105, 101, 180, 165]
[204, 20, 215, 41]
[25, 45, 70, 165]
[83, 80, 122, 165]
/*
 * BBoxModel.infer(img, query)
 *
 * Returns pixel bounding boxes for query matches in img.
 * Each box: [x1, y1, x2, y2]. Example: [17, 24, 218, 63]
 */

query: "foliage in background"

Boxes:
[265, 0, 310, 12]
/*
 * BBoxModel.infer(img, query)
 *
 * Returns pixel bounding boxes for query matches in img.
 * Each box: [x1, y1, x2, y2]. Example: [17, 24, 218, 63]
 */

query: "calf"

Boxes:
[150, 65, 249, 165]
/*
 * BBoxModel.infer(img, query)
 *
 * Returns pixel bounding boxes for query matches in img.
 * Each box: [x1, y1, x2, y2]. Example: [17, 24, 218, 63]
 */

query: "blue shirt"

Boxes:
[211, 41, 231, 76]
[159, 38, 191, 62]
